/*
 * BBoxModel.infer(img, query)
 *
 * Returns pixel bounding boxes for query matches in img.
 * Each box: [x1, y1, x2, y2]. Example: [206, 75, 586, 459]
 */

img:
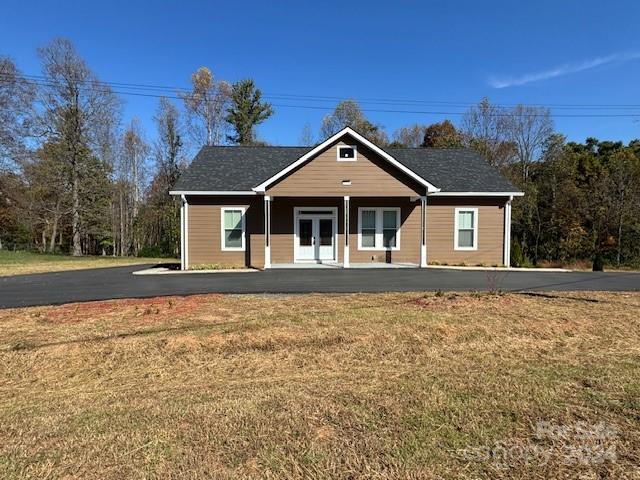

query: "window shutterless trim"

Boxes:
[220, 207, 246, 251]
[454, 207, 478, 251]
[357, 207, 401, 251]
[337, 145, 357, 162]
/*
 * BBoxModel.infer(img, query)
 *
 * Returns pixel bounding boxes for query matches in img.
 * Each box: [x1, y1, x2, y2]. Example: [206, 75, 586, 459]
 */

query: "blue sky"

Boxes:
[2, 0, 639, 147]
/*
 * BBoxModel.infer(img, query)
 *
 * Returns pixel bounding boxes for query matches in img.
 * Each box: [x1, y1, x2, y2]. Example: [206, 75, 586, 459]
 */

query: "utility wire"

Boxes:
[3, 72, 640, 118]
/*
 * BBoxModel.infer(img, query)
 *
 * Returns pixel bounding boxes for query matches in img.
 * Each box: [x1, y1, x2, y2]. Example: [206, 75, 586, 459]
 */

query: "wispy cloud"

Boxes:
[488, 51, 640, 88]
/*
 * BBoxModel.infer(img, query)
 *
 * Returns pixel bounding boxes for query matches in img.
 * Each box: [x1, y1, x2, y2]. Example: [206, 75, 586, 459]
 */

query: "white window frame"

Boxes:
[337, 145, 357, 162]
[221, 207, 246, 251]
[357, 207, 401, 251]
[454, 207, 478, 251]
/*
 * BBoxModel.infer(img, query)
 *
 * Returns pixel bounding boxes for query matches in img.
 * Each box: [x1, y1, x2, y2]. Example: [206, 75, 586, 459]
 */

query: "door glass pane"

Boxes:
[458, 229, 473, 248]
[458, 211, 474, 230]
[299, 219, 312, 246]
[361, 229, 375, 247]
[224, 210, 242, 229]
[383, 210, 397, 229]
[383, 229, 396, 248]
[225, 229, 242, 248]
[319, 219, 332, 246]
[361, 210, 376, 229]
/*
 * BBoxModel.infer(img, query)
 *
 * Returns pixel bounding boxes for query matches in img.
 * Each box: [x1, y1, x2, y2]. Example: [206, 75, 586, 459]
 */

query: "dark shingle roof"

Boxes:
[173, 145, 519, 193]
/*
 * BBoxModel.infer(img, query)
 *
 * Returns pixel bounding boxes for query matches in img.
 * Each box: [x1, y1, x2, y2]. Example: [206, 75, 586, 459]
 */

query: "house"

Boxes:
[170, 127, 523, 270]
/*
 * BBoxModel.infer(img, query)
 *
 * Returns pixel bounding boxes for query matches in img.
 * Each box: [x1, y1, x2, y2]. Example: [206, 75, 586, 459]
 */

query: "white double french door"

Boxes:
[294, 208, 337, 263]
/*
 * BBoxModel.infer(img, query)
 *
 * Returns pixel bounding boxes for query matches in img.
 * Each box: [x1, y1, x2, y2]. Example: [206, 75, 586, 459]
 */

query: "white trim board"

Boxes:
[170, 190, 257, 196]
[454, 207, 478, 251]
[293, 207, 339, 263]
[220, 206, 246, 252]
[431, 191, 524, 197]
[252, 127, 440, 193]
[357, 207, 401, 251]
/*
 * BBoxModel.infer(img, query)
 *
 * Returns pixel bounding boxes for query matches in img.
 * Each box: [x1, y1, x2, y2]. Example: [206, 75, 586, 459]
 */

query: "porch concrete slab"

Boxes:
[270, 263, 418, 269]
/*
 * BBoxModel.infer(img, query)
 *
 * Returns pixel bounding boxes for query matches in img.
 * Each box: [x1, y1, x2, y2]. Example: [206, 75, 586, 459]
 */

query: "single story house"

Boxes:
[170, 127, 523, 270]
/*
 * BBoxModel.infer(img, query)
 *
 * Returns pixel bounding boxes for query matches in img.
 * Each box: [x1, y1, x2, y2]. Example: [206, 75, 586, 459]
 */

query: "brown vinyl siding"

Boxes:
[349, 198, 421, 264]
[426, 197, 506, 266]
[187, 195, 264, 268]
[267, 139, 425, 197]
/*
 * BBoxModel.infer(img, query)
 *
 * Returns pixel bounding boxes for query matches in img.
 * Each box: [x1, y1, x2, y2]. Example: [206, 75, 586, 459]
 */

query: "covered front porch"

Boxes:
[262, 195, 427, 269]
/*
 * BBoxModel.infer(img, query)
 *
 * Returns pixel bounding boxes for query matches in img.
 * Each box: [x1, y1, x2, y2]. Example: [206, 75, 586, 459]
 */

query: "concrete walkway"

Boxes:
[0, 264, 638, 308]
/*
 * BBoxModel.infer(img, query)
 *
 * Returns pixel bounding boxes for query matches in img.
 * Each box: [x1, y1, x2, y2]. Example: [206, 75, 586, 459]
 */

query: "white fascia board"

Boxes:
[430, 191, 524, 197]
[169, 190, 258, 196]
[252, 126, 440, 193]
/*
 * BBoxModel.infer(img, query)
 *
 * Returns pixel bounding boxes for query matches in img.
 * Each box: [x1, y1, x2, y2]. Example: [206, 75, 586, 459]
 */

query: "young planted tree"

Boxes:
[226, 79, 273, 145]
[37, 38, 120, 255]
[180, 67, 231, 146]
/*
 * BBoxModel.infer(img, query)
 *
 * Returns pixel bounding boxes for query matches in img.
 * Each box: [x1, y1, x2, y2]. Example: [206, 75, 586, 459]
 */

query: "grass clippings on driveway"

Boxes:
[0, 291, 638, 479]
[0, 250, 172, 276]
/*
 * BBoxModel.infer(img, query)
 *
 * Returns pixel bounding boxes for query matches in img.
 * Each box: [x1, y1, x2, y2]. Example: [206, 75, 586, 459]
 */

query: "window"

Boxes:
[358, 208, 400, 250]
[221, 207, 245, 251]
[337, 145, 357, 161]
[454, 208, 478, 250]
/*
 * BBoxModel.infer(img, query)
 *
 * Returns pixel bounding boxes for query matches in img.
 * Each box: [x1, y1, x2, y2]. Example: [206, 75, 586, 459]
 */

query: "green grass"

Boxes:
[0, 250, 175, 276]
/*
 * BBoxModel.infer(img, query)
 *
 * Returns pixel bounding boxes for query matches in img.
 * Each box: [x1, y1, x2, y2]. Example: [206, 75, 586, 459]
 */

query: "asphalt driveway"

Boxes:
[1, 265, 639, 308]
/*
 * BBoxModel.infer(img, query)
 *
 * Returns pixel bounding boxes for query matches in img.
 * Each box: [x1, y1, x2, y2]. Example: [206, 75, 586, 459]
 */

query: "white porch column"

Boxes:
[181, 194, 189, 270]
[503, 196, 512, 267]
[343, 196, 350, 268]
[264, 195, 271, 269]
[420, 195, 427, 267]
[180, 196, 185, 270]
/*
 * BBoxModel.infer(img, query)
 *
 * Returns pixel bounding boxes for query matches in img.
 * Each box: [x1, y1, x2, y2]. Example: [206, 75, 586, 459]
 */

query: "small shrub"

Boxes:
[511, 241, 524, 267]
[189, 263, 245, 271]
[593, 253, 604, 272]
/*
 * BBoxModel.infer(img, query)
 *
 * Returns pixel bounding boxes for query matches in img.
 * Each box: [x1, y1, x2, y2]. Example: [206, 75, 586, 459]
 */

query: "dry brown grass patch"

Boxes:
[0, 291, 639, 478]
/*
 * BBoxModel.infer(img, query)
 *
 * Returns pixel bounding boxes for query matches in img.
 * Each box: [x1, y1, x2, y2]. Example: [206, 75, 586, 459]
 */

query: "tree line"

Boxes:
[1, 38, 639, 269]
[0, 38, 273, 257]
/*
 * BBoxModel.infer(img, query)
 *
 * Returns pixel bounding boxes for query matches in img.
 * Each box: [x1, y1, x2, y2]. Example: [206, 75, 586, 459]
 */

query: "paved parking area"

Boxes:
[1, 265, 638, 308]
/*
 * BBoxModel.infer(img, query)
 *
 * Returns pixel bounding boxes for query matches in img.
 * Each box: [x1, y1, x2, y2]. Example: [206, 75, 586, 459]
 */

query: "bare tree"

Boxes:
[505, 104, 554, 180]
[154, 97, 184, 193]
[298, 123, 315, 146]
[180, 67, 231, 146]
[0, 57, 35, 171]
[461, 98, 515, 168]
[37, 38, 120, 255]
[392, 124, 426, 147]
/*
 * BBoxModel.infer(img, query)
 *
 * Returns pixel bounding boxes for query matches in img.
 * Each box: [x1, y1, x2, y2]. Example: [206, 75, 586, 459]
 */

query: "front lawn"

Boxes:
[0, 292, 638, 478]
[0, 250, 174, 276]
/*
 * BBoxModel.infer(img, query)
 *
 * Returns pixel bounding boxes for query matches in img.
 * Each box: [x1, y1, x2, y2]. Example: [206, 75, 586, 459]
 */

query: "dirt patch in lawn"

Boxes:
[0, 291, 639, 479]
